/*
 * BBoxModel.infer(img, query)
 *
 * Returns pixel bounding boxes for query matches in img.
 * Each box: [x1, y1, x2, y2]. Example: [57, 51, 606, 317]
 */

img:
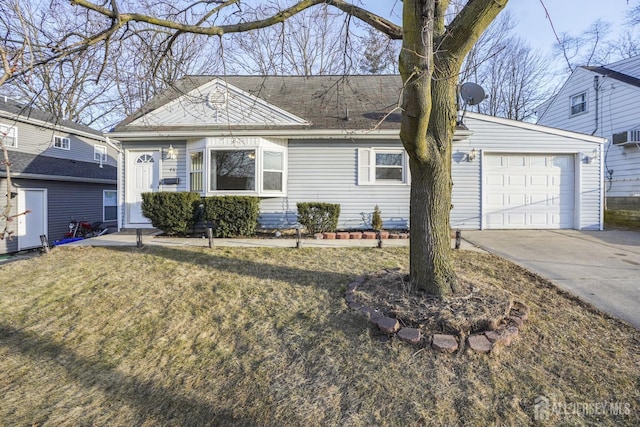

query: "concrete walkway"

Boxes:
[462, 230, 640, 330]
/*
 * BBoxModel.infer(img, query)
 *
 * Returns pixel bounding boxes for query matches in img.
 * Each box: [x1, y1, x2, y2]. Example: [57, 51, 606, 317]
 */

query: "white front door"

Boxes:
[484, 154, 575, 229]
[17, 189, 47, 250]
[127, 151, 160, 224]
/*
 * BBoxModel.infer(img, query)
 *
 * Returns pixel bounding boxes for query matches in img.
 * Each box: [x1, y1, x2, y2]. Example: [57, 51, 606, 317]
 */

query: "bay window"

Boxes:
[188, 139, 286, 195]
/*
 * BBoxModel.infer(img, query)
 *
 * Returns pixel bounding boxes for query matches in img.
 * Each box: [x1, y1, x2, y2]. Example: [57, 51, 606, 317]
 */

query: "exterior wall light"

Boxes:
[165, 145, 177, 160]
[467, 148, 477, 162]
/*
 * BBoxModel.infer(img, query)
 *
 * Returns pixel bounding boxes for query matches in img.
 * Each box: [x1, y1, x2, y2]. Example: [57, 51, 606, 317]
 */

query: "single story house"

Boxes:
[108, 75, 604, 232]
[1, 97, 118, 254]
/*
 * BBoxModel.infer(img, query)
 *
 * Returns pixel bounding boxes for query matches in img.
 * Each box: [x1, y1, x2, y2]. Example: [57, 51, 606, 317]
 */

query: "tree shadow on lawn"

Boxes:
[0, 323, 253, 426]
[103, 245, 366, 293]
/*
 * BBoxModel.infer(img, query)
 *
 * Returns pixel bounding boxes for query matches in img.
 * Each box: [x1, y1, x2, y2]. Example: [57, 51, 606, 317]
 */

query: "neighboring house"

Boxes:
[0, 97, 118, 254]
[537, 55, 640, 211]
[109, 75, 604, 232]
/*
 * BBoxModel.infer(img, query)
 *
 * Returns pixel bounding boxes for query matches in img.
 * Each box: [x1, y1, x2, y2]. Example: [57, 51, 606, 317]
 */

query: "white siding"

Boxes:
[452, 114, 603, 230]
[537, 65, 640, 198]
[260, 139, 410, 230]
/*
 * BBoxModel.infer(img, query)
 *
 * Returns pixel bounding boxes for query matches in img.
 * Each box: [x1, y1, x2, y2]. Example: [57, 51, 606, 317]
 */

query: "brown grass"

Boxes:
[0, 245, 638, 426]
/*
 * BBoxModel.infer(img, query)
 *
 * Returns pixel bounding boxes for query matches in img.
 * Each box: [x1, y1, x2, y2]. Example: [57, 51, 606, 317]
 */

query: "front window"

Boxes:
[54, 135, 70, 150]
[190, 151, 204, 192]
[0, 124, 17, 147]
[263, 151, 284, 191]
[103, 190, 117, 222]
[570, 92, 587, 116]
[375, 152, 404, 181]
[94, 145, 107, 162]
[210, 149, 256, 191]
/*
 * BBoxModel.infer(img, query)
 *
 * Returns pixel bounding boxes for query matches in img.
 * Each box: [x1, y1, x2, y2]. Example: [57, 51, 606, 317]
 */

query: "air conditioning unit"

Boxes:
[612, 130, 640, 145]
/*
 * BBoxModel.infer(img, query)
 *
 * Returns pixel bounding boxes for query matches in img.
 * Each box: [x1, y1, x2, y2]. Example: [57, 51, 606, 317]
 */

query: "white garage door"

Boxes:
[484, 154, 575, 229]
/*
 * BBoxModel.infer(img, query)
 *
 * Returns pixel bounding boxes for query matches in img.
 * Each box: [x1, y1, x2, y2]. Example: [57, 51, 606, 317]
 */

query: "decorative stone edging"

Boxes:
[315, 232, 409, 240]
[345, 271, 530, 354]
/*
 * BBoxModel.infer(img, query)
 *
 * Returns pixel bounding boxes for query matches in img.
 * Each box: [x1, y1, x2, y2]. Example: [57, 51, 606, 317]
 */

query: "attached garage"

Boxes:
[483, 153, 575, 229]
[451, 113, 604, 231]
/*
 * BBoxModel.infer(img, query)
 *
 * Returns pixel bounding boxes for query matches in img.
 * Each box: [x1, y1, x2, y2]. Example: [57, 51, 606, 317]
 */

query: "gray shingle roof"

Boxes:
[114, 75, 404, 132]
[0, 97, 103, 137]
[582, 66, 640, 89]
[0, 151, 116, 181]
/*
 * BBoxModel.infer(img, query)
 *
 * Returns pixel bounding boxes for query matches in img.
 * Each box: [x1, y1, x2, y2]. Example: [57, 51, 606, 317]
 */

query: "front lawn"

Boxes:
[0, 246, 638, 426]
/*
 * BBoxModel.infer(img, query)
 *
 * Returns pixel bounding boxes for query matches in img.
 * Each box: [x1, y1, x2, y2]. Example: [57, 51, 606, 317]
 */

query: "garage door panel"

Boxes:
[484, 154, 575, 229]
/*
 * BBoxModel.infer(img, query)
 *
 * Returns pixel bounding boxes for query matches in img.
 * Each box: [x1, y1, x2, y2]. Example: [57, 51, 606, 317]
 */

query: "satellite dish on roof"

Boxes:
[460, 82, 486, 106]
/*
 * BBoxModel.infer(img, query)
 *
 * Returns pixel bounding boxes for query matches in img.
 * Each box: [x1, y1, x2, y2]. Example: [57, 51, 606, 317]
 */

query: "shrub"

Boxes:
[141, 192, 201, 235]
[371, 205, 383, 231]
[201, 196, 260, 237]
[297, 202, 340, 234]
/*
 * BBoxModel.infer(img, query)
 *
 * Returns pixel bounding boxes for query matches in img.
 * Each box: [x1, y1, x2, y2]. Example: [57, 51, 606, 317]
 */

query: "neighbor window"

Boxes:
[54, 135, 70, 150]
[210, 149, 256, 191]
[570, 92, 587, 115]
[103, 190, 117, 222]
[0, 124, 17, 147]
[94, 145, 107, 162]
[190, 151, 204, 192]
[358, 148, 408, 185]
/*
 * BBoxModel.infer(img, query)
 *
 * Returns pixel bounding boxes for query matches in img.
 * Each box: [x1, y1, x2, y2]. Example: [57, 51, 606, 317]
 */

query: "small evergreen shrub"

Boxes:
[141, 192, 201, 235]
[201, 196, 260, 237]
[297, 202, 340, 234]
[371, 205, 383, 231]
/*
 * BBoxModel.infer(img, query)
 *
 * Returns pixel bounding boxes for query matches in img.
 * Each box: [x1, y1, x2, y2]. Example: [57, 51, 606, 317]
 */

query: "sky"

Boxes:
[361, 1, 634, 55]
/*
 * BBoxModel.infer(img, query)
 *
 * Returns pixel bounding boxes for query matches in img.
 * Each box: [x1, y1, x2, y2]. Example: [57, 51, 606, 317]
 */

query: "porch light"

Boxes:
[467, 148, 477, 162]
[584, 148, 598, 164]
[165, 145, 177, 160]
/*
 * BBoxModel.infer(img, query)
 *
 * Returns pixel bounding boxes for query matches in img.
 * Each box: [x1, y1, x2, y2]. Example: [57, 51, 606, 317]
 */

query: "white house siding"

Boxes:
[259, 139, 410, 230]
[453, 114, 603, 230]
[537, 66, 640, 199]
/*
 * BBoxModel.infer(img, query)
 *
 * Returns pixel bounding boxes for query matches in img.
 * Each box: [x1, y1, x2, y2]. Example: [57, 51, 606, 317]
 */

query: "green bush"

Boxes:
[141, 192, 201, 236]
[297, 202, 340, 234]
[371, 205, 383, 231]
[201, 196, 260, 237]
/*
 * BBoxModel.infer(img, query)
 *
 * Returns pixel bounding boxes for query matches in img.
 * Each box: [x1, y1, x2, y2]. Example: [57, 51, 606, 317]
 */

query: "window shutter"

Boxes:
[358, 148, 372, 185]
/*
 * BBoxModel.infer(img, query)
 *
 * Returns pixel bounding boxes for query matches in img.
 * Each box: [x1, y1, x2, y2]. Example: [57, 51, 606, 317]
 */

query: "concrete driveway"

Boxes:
[462, 229, 640, 330]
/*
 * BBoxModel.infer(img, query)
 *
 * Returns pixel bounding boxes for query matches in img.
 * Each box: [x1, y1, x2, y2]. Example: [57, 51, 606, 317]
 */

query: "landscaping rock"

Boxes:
[379, 231, 390, 239]
[397, 328, 421, 344]
[389, 234, 400, 239]
[509, 315, 524, 327]
[484, 330, 502, 343]
[432, 334, 458, 353]
[314, 233, 324, 239]
[398, 233, 409, 239]
[336, 232, 350, 239]
[323, 232, 336, 239]
[376, 316, 400, 334]
[362, 231, 377, 239]
[349, 232, 363, 239]
[468, 334, 492, 353]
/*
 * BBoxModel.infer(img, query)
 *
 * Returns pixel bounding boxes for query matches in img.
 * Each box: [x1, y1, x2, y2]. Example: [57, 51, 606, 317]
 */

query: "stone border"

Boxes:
[345, 270, 529, 354]
[315, 232, 409, 240]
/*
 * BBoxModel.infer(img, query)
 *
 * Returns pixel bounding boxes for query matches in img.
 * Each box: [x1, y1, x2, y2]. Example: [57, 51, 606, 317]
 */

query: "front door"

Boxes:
[17, 189, 47, 250]
[127, 151, 160, 224]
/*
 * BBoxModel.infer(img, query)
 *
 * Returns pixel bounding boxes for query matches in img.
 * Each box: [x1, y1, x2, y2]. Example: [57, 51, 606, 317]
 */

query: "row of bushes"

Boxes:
[141, 192, 260, 237]
[141, 192, 343, 237]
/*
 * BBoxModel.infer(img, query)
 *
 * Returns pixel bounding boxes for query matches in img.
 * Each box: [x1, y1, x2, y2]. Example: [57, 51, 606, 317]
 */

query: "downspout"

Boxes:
[591, 75, 599, 135]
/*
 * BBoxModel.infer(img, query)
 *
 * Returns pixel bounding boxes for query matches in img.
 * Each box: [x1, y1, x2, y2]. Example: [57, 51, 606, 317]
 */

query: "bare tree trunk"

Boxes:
[408, 154, 457, 294]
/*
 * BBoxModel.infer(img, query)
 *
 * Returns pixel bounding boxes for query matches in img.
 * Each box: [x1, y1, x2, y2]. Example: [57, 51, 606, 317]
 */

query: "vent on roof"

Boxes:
[612, 130, 640, 145]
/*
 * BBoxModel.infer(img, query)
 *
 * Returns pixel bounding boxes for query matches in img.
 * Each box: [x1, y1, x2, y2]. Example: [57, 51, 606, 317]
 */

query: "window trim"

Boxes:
[53, 135, 70, 150]
[358, 147, 409, 186]
[570, 91, 587, 116]
[189, 150, 204, 193]
[0, 124, 17, 148]
[94, 145, 107, 163]
[103, 189, 117, 222]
